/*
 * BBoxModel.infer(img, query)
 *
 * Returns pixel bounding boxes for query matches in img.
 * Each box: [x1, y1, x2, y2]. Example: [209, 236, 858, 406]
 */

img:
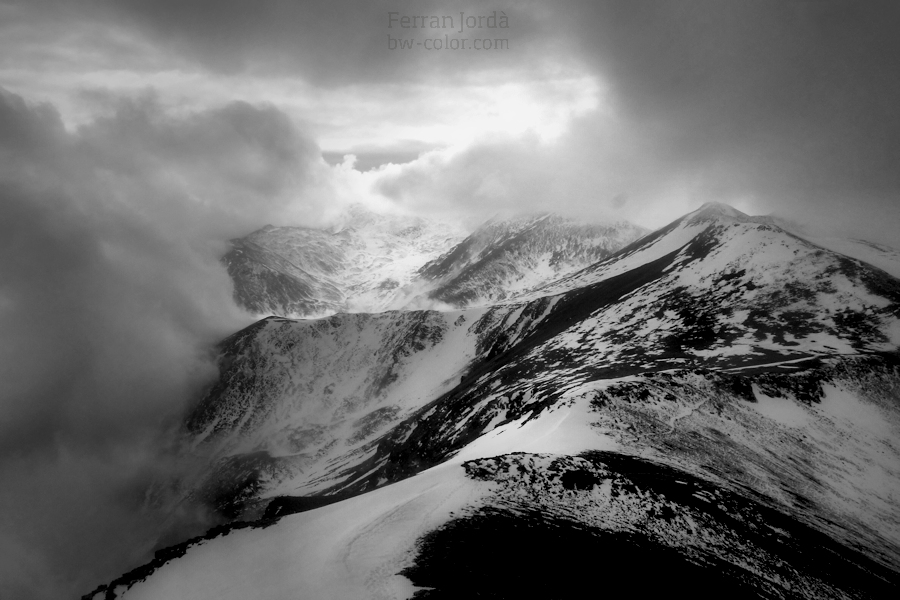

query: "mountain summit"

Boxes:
[87, 203, 900, 600]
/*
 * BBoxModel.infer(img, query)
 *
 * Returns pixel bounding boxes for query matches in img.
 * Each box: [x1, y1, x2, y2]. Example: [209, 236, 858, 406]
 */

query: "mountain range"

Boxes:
[87, 202, 900, 600]
[225, 206, 647, 315]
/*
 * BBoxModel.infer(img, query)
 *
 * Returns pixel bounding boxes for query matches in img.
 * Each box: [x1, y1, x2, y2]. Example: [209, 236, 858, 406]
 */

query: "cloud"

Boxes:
[78, 92, 331, 227]
[366, 0, 900, 243]
[369, 119, 703, 228]
[555, 0, 900, 236]
[1, 0, 595, 157]
[0, 87, 329, 599]
[1, 0, 559, 85]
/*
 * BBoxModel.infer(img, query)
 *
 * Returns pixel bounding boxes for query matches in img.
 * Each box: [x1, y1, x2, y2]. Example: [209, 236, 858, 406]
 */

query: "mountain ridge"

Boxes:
[405, 212, 647, 309]
[225, 205, 648, 316]
[188, 202, 900, 525]
[86, 202, 900, 600]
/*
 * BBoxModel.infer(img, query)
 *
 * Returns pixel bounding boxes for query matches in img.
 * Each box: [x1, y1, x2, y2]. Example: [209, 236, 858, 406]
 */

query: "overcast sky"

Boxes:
[2, 1, 900, 598]
[2, 0, 898, 234]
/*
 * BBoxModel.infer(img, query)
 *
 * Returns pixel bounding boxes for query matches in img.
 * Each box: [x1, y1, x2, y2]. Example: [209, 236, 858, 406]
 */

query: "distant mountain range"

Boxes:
[224, 205, 467, 316]
[88, 202, 900, 600]
[225, 205, 648, 315]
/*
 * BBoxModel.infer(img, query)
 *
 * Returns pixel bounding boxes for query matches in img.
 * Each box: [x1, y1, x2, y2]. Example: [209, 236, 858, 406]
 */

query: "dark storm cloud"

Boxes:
[3, 0, 550, 86]
[15, 0, 896, 237]
[0, 88, 326, 599]
[566, 0, 900, 199]
[90, 0, 900, 191]
[77, 93, 322, 221]
[379, 0, 900, 241]
[113, 0, 553, 82]
[8, 0, 900, 215]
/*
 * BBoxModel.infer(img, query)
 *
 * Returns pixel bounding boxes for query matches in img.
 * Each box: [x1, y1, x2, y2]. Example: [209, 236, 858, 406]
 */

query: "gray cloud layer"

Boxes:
[0, 88, 327, 599]
[3, 0, 547, 85]
[6, 1, 898, 236]
[369, 1, 900, 238]
[571, 1, 900, 214]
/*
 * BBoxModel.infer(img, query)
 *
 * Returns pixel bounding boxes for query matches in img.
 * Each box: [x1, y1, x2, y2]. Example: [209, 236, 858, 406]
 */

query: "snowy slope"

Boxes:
[182, 309, 486, 517]
[93, 362, 900, 599]
[224, 205, 466, 317]
[87, 203, 900, 599]
[397, 212, 647, 309]
[800, 236, 900, 280]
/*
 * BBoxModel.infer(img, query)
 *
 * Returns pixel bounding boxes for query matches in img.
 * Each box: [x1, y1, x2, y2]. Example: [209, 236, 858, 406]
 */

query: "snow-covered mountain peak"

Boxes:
[532, 201, 860, 299]
[685, 201, 752, 224]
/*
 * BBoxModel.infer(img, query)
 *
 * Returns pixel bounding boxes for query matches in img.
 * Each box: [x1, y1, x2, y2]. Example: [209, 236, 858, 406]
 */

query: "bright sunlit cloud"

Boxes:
[329, 72, 603, 150]
[2, 66, 602, 154]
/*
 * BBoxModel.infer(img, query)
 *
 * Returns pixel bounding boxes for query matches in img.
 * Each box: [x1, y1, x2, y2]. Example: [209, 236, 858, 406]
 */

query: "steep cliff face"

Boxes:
[88, 203, 900, 600]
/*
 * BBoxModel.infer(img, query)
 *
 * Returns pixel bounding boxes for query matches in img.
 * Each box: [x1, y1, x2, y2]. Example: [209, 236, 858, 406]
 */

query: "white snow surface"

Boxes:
[118, 394, 615, 600]
[189, 308, 489, 498]
[120, 463, 483, 600]
[116, 371, 900, 599]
